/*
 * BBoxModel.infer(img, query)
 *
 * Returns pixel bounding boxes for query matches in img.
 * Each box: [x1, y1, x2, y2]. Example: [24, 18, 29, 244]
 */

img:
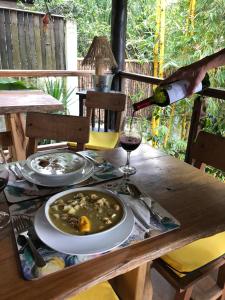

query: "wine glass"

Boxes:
[119, 117, 142, 175]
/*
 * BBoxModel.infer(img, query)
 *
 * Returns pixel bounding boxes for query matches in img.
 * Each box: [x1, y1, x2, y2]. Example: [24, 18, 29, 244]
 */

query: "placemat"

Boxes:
[9, 181, 180, 280]
[5, 150, 123, 204]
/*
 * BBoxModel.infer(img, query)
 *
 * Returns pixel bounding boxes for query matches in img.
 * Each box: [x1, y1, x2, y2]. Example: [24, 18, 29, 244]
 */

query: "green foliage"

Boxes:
[0, 78, 35, 90]
[30, 0, 225, 179]
[43, 79, 75, 114]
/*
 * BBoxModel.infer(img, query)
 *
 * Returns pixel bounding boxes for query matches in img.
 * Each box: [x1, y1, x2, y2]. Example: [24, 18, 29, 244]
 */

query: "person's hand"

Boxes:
[161, 60, 208, 96]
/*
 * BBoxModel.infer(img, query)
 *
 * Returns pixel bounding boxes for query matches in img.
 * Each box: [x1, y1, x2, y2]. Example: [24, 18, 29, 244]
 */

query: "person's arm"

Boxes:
[162, 48, 225, 96]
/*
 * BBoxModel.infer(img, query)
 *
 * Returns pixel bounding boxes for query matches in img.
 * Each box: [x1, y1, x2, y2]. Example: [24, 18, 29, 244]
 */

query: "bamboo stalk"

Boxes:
[153, 0, 161, 79]
[164, 105, 175, 147]
[159, 0, 165, 78]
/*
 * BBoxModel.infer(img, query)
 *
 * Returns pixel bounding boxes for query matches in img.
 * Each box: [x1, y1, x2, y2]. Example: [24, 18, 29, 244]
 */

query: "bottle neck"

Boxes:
[133, 96, 156, 111]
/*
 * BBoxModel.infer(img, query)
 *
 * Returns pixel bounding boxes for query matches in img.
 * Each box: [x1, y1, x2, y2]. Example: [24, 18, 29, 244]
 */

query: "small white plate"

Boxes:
[34, 204, 134, 255]
[26, 150, 86, 179]
[19, 159, 94, 187]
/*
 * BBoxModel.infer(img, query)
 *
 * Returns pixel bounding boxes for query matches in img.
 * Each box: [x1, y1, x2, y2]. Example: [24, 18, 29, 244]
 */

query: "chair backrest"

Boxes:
[85, 91, 127, 132]
[190, 131, 225, 172]
[26, 112, 90, 157]
[0, 131, 13, 162]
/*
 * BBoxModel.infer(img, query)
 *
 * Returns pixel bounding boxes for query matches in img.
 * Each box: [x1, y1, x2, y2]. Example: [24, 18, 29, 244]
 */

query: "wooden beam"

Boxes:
[119, 71, 225, 100]
[111, 0, 128, 91]
[0, 70, 94, 77]
[120, 71, 163, 85]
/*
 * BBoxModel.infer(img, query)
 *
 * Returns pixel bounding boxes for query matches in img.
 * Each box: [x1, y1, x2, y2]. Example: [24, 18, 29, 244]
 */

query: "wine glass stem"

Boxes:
[126, 151, 131, 167]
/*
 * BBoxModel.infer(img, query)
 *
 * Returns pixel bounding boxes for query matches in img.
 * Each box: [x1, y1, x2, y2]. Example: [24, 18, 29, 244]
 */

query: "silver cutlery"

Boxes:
[12, 215, 46, 267]
[8, 164, 24, 181]
[79, 153, 106, 169]
[126, 182, 171, 223]
[130, 207, 150, 230]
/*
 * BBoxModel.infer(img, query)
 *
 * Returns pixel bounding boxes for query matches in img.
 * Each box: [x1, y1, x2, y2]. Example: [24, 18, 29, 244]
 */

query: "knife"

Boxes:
[130, 207, 150, 229]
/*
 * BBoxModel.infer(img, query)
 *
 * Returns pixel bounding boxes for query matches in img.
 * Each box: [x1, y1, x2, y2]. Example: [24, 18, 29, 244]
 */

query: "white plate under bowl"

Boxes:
[34, 204, 134, 255]
[26, 150, 86, 180]
[19, 159, 94, 187]
[45, 187, 127, 237]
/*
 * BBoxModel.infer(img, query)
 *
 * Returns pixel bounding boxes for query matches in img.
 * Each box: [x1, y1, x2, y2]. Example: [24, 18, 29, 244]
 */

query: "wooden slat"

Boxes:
[44, 24, 53, 69]
[0, 5, 64, 18]
[28, 13, 38, 69]
[10, 10, 21, 69]
[0, 10, 8, 69]
[40, 14, 46, 69]
[0, 70, 94, 77]
[26, 112, 90, 155]
[185, 96, 206, 163]
[50, 17, 56, 70]
[54, 16, 61, 70]
[26, 112, 90, 142]
[86, 91, 127, 131]
[6, 113, 27, 160]
[33, 15, 42, 69]
[24, 12, 33, 69]
[17, 11, 28, 69]
[4, 9, 13, 69]
[191, 131, 225, 172]
[58, 18, 66, 69]
[120, 71, 163, 85]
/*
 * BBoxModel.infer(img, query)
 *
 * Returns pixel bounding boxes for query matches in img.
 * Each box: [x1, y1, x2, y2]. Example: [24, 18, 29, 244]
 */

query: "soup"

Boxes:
[48, 190, 123, 235]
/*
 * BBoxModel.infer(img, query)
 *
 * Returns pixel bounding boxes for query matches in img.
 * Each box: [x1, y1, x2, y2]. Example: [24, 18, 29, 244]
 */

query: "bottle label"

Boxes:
[166, 80, 203, 103]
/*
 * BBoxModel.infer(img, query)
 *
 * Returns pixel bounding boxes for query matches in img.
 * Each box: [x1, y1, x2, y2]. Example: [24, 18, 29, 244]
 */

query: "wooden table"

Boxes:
[0, 90, 63, 161]
[0, 144, 225, 300]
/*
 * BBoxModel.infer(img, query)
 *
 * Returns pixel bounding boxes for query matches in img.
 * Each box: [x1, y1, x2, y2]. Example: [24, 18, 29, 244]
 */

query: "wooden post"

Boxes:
[185, 96, 206, 164]
[65, 20, 78, 115]
[111, 0, 128, 92]
[110, 0, 127, 130]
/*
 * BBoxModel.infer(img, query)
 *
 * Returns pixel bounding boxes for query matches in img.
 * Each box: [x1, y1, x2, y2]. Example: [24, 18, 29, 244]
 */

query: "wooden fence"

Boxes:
[0, 6, 66, 70]
[77, 58, 153, 117]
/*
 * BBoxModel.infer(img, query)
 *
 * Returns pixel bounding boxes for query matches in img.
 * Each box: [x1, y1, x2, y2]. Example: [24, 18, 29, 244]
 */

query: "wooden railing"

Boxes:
[119, 71, 225, 163]
[119, 71, 225, 101]
[0, 70, 94, 77]
[0, 69, 224, 164]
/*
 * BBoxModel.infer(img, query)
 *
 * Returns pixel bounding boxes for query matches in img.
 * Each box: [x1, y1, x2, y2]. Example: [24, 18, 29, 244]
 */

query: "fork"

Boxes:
[12, 215, 46, 267]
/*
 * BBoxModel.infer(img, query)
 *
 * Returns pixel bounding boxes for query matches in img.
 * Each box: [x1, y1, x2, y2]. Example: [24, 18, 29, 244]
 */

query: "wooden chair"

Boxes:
[72, 91, 126, 151]
[0, 131, 14, 162]
[26, 112, 90, 157]
[153, 131, 225, 300]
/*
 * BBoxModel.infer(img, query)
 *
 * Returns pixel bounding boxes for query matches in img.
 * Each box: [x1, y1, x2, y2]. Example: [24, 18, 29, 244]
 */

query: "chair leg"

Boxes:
[217, 262, 225, 300]
[174, 287, 193, 300]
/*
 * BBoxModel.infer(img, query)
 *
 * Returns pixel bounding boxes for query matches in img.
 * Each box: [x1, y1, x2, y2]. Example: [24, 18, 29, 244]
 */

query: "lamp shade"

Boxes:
[82, 36, 118, 75]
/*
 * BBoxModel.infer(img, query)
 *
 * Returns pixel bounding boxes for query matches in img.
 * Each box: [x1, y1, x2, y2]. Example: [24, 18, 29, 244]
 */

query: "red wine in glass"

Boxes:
[120, 136, 141, 152]
[0, 168, 10, 229]
[119, 117, 142, 175]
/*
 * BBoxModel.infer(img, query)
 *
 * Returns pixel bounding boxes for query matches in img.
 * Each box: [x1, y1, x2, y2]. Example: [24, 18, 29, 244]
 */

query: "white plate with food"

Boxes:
[34, 188, 134, 255]
[19, 159, 94, 187]
[26, 150, 86, 180]
[45, 187, 127, 236]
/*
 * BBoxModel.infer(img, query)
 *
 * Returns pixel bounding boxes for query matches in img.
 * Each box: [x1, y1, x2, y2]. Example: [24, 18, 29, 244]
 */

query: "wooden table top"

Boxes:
[0, 144, 225, 300]
[0, 90, 63, 114]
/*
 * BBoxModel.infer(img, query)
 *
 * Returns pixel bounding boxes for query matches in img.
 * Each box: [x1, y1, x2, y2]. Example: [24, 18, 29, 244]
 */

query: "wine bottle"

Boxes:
[133, 74, 210, 111]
